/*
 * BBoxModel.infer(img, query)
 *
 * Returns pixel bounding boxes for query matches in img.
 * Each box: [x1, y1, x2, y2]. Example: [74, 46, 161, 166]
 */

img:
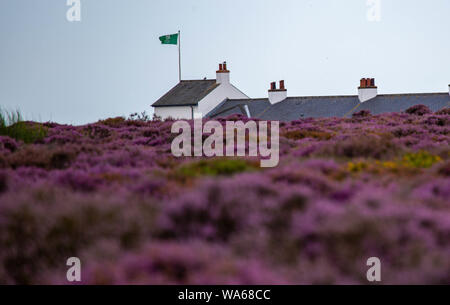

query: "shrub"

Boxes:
[78, 242, 284, 285]
[0, 191, 157, 284]
[0, 172, 7, 193]
[435, 107, 450, 115]
[0, 109, 47, 144]
[175, 158, 258, 180]
[129, 111, 151, 122]
[352, 110, 371, 118]
[99, 117, 126, 128]
[402, 151, 442, 168]
[83, 124, 111, 139]
[6, 146, 78, 170]
[347, 161, 369, 173]
[424, 116, 448, 126]
[405, 105, 432, 116]
[283, 130, 334, 140]
[7, 145, 52, 169]
[49, 150, 77, 169]
[318, 135, 400, 159]
[436, 160, 450, 177]
[0, 136, 18, 152]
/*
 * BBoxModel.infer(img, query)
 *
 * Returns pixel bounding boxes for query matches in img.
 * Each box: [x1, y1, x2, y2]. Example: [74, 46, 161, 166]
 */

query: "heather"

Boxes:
[0, 109, 449, 284]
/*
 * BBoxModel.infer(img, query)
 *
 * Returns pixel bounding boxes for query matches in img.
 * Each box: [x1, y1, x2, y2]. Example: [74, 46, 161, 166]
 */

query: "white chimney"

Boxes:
[216, 61, 230, 85]
[448, 84, 450, 96]
[268, 80, 287, 104]
[358, 78, 378, 103]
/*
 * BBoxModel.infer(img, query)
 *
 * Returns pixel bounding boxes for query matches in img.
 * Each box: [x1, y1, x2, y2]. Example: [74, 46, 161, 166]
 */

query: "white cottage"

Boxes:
[153, 62, 450, 121]
[152, 62, 248, 120]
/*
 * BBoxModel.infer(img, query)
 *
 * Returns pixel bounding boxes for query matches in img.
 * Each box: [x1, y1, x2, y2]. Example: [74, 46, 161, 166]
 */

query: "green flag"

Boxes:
[159, 33, 179, 45]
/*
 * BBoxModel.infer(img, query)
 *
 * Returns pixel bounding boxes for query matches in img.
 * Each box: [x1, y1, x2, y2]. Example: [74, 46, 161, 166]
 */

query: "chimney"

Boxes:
[358, 78, 378, 103]
[448, 84, 450, 96]
[216, 61, 230, 85]
[268, 80, 287, 104]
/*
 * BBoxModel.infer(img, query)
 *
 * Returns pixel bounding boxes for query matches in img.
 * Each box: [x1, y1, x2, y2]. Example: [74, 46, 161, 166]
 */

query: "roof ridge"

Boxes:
[377, 92, 448, 97]
[152, 79, 219, 107]
[228, 92, 449, 101]
[180, 79, 216, 82]
[227, 98, 269, 102]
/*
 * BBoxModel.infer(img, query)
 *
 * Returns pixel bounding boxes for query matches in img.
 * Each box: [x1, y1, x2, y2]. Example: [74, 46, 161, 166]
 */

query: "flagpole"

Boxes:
[178, 30, 181, 82]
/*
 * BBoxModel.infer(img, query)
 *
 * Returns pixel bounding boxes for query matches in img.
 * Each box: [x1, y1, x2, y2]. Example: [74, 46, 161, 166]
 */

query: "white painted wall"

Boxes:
[196, 82, 249, 117]
[154, 106, 195, 120]
[268, 90, 287, 104]
[216, 72, 230, 85]
[358, 88, 378, 103]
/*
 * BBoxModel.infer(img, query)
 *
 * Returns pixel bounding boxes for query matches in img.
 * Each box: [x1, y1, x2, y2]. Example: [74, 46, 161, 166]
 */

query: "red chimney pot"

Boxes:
[360, 79, 366, 88]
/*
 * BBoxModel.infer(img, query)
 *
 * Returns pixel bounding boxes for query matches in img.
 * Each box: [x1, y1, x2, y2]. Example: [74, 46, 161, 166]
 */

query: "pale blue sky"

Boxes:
[1, 0, 449, 124]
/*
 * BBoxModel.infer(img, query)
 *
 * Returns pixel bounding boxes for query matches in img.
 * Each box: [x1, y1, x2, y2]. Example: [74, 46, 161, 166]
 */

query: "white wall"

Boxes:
[216, 72, 230, 85]
[154, 106, 195, 120]
[358, 88, 378, 103]
[268, 90, 287, 104]
[196, 83, 249, 117]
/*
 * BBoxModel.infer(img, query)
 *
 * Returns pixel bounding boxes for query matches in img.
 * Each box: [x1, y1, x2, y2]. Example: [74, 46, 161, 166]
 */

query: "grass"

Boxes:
[283, 130, 335, 140]
[0, 109, 47, 144]
[174, 158, 259, 181]
[347, 151, 443, 175]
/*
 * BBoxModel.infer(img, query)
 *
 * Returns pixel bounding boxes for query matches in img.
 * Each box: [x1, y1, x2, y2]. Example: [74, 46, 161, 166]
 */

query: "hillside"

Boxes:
[0, 107, 449, 284]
